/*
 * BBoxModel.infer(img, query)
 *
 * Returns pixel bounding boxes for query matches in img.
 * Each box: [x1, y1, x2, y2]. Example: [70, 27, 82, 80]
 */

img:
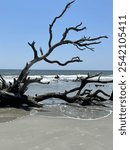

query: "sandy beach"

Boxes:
[0, 113, 113, 150]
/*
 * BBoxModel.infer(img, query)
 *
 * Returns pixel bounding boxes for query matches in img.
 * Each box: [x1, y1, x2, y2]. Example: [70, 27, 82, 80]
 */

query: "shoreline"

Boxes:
[0, 105, 112, 123]
[0, 112, 113, 150]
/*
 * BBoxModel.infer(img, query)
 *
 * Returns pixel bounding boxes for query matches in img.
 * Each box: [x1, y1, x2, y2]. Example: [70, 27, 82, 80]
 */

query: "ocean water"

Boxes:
[0, 69, 113, 122]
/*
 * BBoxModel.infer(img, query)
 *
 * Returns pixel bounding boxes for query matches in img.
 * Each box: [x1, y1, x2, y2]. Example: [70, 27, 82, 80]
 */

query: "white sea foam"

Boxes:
[2, 74, 113, 84]
[31, 104, 112, 120]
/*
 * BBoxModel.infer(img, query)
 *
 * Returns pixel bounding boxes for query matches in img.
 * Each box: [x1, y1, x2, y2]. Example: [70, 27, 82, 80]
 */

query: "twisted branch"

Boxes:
[0, 1, 112, 108]
[35, 73, 113, 106]
[61, 22, 86, 41]
[44, 56, 82, 66]
[48, 0, 75, 48]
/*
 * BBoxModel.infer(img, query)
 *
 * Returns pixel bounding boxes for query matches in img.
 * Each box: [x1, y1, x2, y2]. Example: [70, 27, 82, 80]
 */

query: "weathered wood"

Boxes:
[0, 90, 42, 107]
[0, 1, 112, 108]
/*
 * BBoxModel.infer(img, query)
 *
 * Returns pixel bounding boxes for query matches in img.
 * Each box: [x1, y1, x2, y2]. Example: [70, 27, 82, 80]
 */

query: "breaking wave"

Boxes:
[3, 74, 113, 84]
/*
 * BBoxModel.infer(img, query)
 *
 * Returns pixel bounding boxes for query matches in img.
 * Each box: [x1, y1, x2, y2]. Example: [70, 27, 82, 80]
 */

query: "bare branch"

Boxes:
[75, 72, 112, 96]
[44, 56, 82, 66]
[40, 47, 44, 55]
[0, 0, 112, 108]
[80, 89, 92, 96]
[28, 41, 38, 59]
[73, 36, 108, 50]
[48, 35, 107, 53]
[34, 73, 112, 106]
[18, 76, 49, 94]
[48, 0, 75, 48]
[90, 89, 111, 98]
[61, 22, 86, 41]
[87, 36, 108, 41]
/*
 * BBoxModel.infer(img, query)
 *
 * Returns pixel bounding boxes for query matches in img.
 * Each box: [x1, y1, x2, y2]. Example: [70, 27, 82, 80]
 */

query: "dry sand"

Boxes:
[0, 113, 113, 150]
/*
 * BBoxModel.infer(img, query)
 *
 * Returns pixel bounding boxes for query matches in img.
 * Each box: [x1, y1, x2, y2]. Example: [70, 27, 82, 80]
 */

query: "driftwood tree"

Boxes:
[0, 0, 113, 108]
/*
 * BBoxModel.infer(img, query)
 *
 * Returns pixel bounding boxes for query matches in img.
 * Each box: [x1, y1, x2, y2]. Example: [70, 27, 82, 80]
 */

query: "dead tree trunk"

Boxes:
[0, 0, 112, 108]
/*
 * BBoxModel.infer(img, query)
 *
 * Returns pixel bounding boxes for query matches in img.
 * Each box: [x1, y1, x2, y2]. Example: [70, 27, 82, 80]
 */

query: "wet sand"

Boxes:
[0, 113, 113, 150]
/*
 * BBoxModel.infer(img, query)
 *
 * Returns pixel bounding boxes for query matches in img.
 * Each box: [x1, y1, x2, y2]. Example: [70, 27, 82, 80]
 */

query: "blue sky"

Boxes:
[0, 0, 112, 70]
